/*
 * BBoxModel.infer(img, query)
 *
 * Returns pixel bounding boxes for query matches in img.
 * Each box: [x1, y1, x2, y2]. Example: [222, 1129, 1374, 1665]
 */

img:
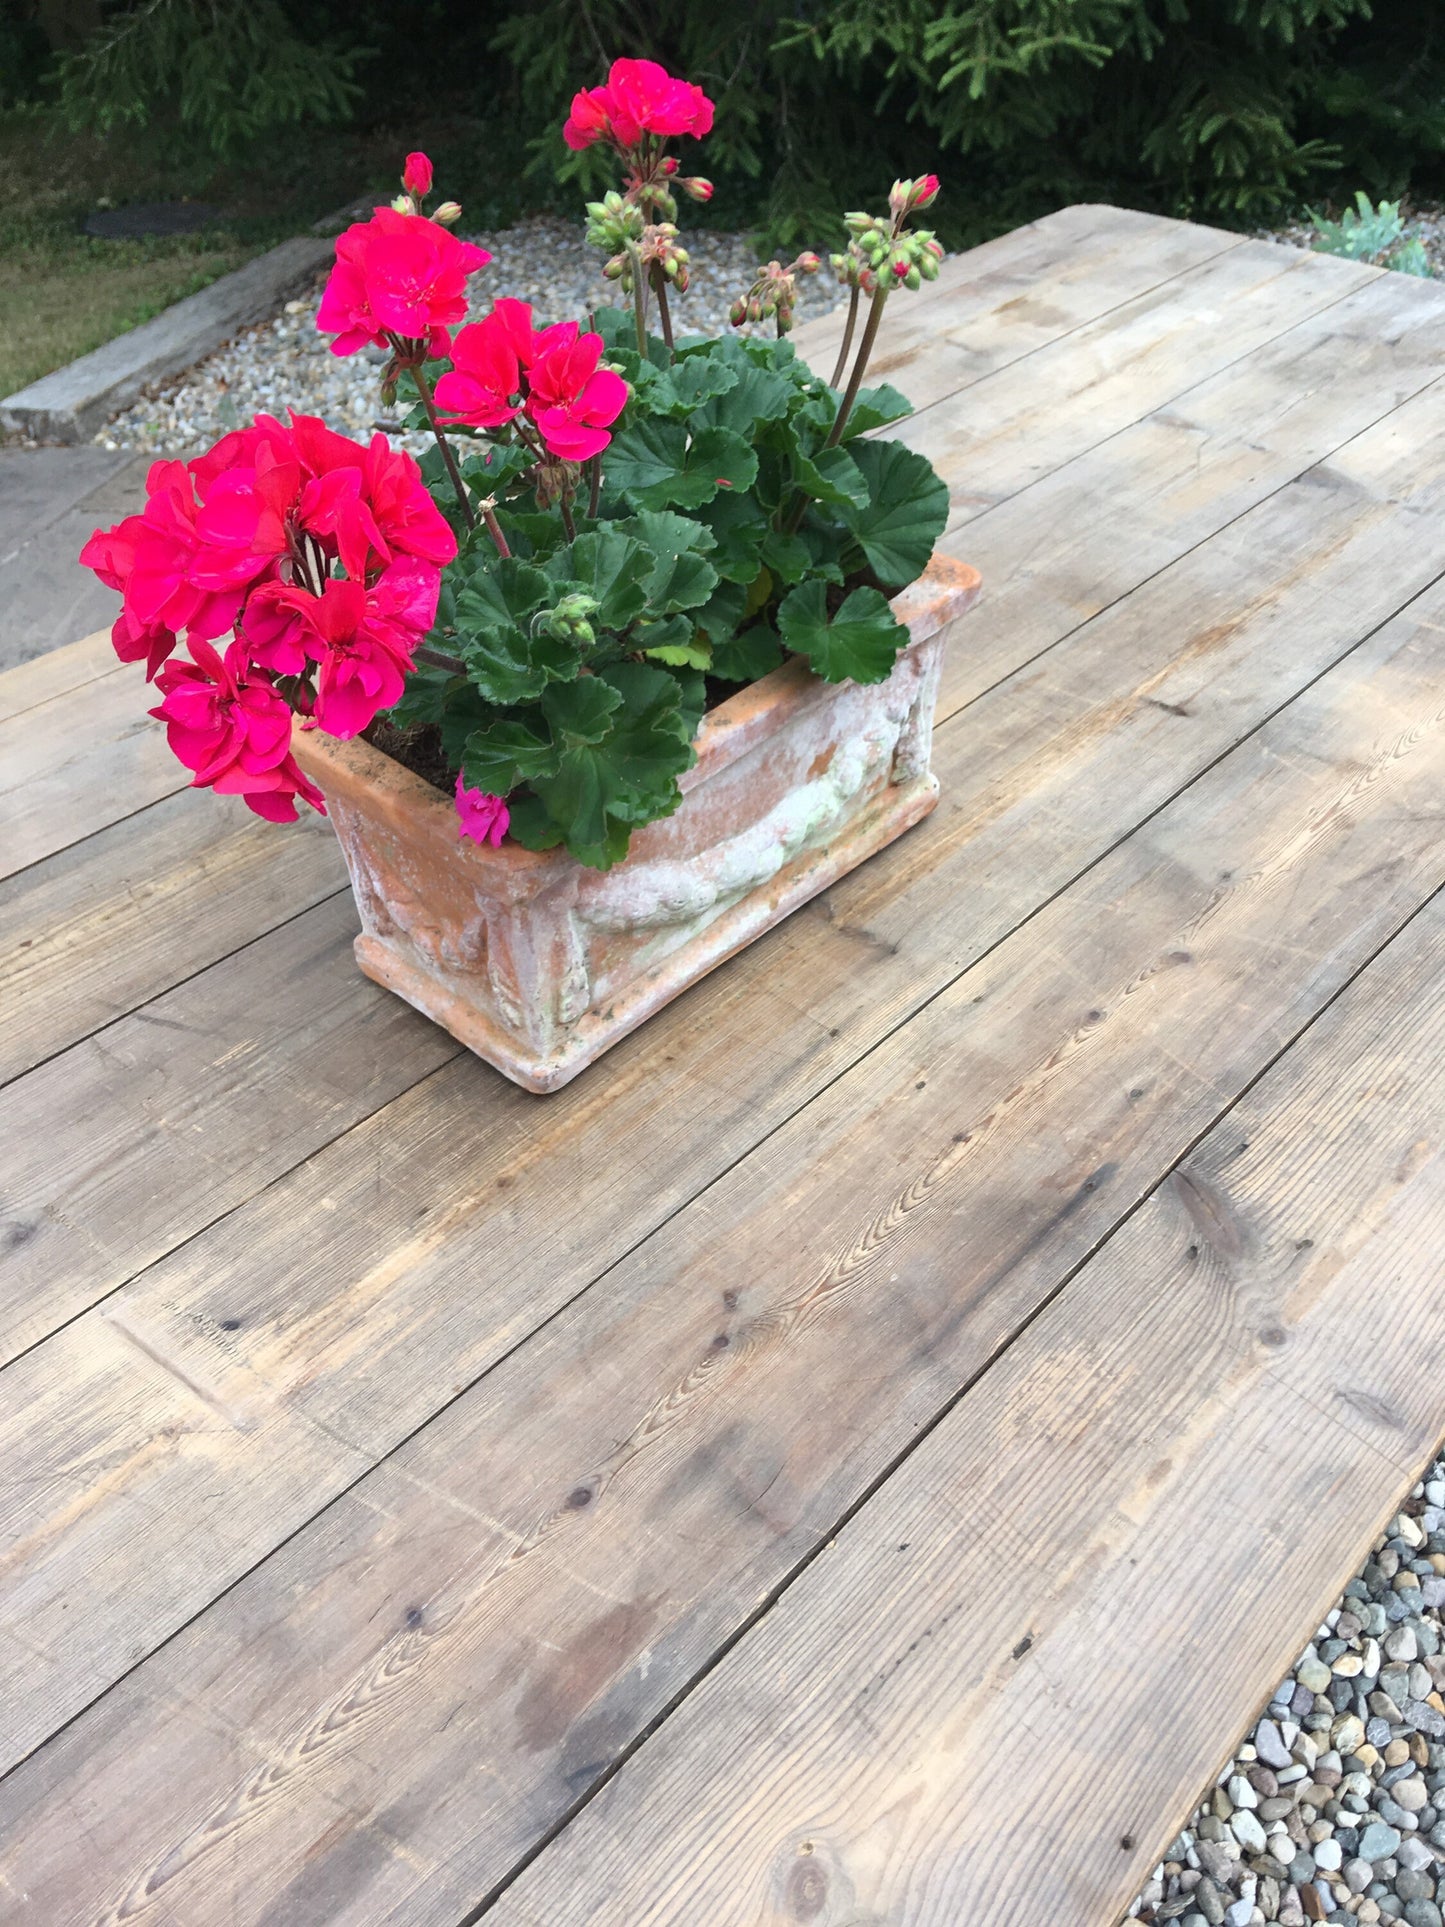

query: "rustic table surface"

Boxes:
[3, 202, 1445, 1927]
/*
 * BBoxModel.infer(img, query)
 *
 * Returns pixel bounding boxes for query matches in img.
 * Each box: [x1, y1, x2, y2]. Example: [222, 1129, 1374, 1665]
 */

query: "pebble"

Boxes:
[96, 215, 848, 454]
[1232, 1809, 1269, 1853]
[1362, 1823, 1405, 1862]
[1123, 1448, 1445, 1927]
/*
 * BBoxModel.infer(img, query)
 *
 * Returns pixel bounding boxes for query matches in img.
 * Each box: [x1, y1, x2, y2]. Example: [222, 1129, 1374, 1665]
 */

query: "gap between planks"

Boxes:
[2, 531, 1444, 1921]
[8, 296, 1445, 1772]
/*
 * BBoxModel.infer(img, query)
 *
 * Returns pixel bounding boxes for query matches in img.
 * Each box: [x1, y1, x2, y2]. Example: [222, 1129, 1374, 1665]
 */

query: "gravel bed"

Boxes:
[95, 214, 846, 455]
[1122, 1450, 1445, 1927]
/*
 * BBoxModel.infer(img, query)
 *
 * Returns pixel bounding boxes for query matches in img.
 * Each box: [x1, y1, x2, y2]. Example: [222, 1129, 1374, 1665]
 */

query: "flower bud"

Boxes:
[889, 178, 911, 219]
[390, 194, 415, 215]
[679, 176, 713, 202]
[794, 250, 820, 275]
[910, 172, 941, 211]
[904, 265, 921, 289]
[661, 156, 679, 175]
[540, 591, 600, 647]
[892, 256, 909, 280]
[918, 249, 940, 280]
[403, 151, 434, 198]
[729, 296, 748, 327]
[432, 201, 463, 227]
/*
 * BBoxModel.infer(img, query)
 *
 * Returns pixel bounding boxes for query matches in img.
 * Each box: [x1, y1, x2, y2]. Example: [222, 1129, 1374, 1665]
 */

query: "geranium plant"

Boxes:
[81, 58, 950, 872]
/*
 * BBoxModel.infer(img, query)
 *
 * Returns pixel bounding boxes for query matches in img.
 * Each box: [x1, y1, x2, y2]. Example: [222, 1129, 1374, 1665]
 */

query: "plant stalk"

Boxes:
[829, 284, 860, 388]
[587, 454, 601, 518]
[481, 503, 512, 559]
[824, 279, 890, 449]
[624, 239, 649, 354]
[409, 361, 475, 530]
[650, 264, 675, 352]
[415, 644, 468, 675]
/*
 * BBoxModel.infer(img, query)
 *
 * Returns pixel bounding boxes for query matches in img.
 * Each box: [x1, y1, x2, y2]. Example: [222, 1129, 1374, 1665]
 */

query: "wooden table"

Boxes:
[3, 203, 1445, 1926]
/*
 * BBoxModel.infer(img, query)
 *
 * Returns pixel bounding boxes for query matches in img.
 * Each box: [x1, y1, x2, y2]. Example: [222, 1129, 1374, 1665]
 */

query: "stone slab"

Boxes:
[0, 234, 334, 444]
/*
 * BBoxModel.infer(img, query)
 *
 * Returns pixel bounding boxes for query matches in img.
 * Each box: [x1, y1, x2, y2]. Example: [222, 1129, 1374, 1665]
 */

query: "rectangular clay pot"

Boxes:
[290, 553, 981, 1091]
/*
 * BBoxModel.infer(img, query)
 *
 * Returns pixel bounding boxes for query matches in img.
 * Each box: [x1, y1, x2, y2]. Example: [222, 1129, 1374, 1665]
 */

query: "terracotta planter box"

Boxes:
[291, 553, 981, 1091]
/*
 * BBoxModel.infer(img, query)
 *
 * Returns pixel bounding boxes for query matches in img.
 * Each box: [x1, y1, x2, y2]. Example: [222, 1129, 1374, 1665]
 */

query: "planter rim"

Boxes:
[290, 551, 981, 881]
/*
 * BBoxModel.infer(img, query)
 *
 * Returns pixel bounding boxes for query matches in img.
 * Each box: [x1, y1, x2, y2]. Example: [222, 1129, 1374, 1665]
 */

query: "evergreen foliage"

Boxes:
[19, 0, 1445, 242]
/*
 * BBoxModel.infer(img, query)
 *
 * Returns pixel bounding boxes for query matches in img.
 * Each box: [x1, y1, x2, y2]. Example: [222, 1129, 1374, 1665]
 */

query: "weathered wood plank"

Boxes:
[3, 563, 1442, 1922]
[489, 892, 1445, 1927]
[0, 629, 117, 726]
[895, 239, 1376, 523]
[0, 893, 458, 1361]
[5, 367, 1445, 1772]
[8, 269, 1438, 1092]
[0, 788, 345, 1086]
[934, 269, 1445, 716]
[0, 225, 1353, 899]
[794, 201, 1245, 387]
[0, 666, 187, 881]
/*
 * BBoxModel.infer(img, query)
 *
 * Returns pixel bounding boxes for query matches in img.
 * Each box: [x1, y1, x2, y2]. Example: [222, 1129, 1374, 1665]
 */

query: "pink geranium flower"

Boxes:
[455, 776, 510, 847]
[243, 559, 438, 737]
[563, 58, 714, 153]
[149, 638, 325, 822]
[435, 305, 526, 430]
[438, 301, 627, 460]
[316, 207, 490, 358]
[526, 328, 629, 461]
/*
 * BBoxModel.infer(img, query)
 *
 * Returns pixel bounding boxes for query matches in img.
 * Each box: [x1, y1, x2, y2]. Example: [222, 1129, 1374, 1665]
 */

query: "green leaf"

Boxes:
[607, 420, 759, 511]
[777, 581, 906, 684]
[842, 439, 949, 587]
[541, 675, 622, 746]
[645, 635, 713, 670]
[693, 575, 748, 642]
[454, 557, 551, 637]
[667, 355, 741, 413]
[710, 622, 785, 684]
[801, 382, 913, 442]
[619, 508, 721, 613]
[452, 559, 576, 704]
[543, 527, 651, 630]
[604, 418, 687, 497]
[790, 442, 870, 511]
[696, 489, 768, 583]
[695, 358, 797, 435]
[524, 662, 697, 870]
[759, 529, 812, 585]
[461, 713, 558, 794]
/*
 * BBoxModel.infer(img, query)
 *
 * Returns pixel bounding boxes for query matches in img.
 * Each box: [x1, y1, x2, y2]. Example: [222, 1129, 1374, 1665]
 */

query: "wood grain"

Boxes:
[3, 565, 1443, 1923]
[0, 892, 458, 1362]
[6, 357, 1445, 1773]
[793, 202, 1246, 404]
[490, 892, 1445, 1927]
[0, 789, 345, 1086]
[0, 630, 118, 726]
[5, 264, 1426, 1094]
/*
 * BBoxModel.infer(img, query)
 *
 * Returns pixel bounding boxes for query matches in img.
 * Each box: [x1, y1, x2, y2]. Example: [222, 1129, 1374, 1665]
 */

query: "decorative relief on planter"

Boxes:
[291, 553, 981, 1091]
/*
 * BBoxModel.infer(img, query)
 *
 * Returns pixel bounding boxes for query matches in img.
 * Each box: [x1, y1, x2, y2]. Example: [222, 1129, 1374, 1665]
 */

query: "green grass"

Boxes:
[0, 106, 535, 401]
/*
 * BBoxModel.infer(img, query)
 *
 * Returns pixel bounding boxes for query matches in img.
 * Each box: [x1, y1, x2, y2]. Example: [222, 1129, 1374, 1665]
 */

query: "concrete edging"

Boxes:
[0, 233, 337, 444]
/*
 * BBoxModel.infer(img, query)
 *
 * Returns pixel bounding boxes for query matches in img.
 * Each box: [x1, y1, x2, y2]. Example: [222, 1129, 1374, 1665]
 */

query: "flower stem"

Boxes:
[651, 264, 675, 353]
[624, 239, 649, 355]
[415, 644, 468, 675]
[829, 284, 859, 388]
[409, 361, 475, 530]
[587, 454, 601, 518]
[560, 491, 577, 542]
[481, 503, 512, 559]
[824, 280, 890, 450]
